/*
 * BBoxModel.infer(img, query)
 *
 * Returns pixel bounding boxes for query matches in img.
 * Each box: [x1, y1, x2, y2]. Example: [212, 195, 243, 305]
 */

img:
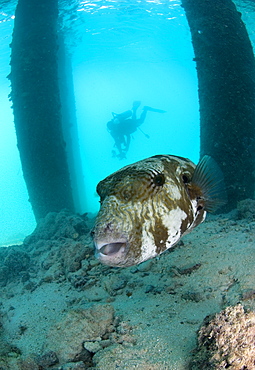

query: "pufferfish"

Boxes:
[93, 155, 227, 267]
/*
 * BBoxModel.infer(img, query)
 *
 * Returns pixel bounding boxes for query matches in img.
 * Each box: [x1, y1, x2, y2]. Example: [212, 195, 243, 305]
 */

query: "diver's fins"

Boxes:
[143, 106, 166, 113]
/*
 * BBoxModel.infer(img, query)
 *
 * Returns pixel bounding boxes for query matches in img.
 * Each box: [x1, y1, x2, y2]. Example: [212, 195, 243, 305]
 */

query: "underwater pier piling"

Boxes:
[9, 0, 75, 220]
[182, 0, 255, 210]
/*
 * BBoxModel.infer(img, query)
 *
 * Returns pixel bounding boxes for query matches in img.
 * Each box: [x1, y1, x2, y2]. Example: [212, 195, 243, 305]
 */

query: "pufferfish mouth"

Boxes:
[98, 242, 126, 256]
[94, 238, 128, 264]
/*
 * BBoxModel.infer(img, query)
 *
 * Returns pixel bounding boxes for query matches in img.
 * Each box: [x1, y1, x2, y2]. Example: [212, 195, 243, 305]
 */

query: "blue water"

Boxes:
[0, 0, 254, 244]
[72, 0, 199, 213]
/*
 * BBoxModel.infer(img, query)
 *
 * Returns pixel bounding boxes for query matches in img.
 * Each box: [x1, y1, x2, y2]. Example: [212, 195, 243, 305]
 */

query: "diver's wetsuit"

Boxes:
[107, 102, 165, 159]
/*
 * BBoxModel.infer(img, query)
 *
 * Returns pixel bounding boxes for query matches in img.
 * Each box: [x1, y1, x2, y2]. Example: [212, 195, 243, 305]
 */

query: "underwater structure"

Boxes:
[9, 0, 75, 220]
[182, 0, 255, 210]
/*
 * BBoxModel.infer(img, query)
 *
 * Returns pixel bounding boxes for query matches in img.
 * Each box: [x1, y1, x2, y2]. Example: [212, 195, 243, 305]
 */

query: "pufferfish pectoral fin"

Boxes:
[191, 155, 227, 213]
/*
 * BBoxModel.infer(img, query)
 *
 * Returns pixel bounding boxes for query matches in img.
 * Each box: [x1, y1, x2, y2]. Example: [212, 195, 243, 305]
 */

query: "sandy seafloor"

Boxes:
[1, 200, 255, 370]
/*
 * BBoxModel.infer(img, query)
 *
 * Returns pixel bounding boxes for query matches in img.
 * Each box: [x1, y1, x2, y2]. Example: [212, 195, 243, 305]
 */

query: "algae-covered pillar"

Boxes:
[9, 0, 75, 220]
[182, 0, 255, 210]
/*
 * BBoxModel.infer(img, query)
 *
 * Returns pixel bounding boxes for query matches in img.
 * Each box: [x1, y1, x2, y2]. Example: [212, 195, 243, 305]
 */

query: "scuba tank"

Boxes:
[112, 110, 132, 120]
[108, 110, 132, 132]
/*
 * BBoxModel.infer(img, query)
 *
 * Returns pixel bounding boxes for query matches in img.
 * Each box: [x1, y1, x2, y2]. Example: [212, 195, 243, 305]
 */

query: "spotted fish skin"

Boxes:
[93, 154, 226, 267]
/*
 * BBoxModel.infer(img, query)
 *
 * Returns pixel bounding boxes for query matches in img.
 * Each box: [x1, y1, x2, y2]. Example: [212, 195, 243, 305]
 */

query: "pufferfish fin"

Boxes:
[192, 155, 227, 213]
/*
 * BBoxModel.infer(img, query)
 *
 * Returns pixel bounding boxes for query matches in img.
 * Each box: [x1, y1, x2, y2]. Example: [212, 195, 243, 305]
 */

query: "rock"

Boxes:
[24, 210, 90, 244]
[111, 277, 127, 291]
[0, 266, 8, 287]
[0, 358, 11, 369]
[44, 304, 115, 363]
[17, 357, 40, 370]
[0, 313, 20, 359]
[145, 285, 155, 293]
[61, 361, 87, 370]
[0, 211, 96, 290]
[237, 198, 255, 220]
[181, 291, 204, 302]
[104, 275, 128, 296]
[177, 263, 202, 275]
[0, 247, 30, 287]
[137, 259, 154, 272]
[84, 340, 102, 353]
[144, 285, 163, 294]
[35, 350, 59, 367]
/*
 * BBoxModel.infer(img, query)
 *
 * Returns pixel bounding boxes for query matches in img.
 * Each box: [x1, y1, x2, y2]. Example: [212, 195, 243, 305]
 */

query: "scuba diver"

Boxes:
[107, 101, 166, 159]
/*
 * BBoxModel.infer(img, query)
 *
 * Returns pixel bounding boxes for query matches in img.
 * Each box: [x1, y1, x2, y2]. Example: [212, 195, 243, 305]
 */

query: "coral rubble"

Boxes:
[190, 304, 255, 369]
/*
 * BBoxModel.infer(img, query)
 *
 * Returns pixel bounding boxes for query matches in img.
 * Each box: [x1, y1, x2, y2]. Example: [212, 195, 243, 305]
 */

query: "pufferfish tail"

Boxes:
[192, 155, 228, 213]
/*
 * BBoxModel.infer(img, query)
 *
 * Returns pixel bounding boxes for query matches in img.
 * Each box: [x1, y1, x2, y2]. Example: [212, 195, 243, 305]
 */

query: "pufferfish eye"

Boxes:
[182, 174, 190, 184]
[153, 173, 165, 186]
